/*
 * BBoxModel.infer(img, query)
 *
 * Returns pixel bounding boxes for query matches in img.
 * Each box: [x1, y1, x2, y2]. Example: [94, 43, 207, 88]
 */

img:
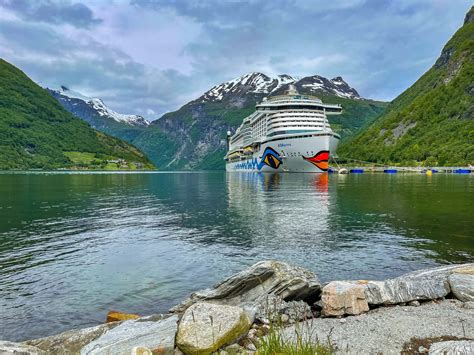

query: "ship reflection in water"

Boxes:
[226, 172, 332, 253]
[0, 172, 472, 342]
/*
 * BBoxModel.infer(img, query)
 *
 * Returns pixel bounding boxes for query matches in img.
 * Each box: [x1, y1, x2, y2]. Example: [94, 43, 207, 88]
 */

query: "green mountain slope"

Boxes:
[0, 59, 154, 170]
[131, 79, 386, 170]
[338, 7, 474, 166]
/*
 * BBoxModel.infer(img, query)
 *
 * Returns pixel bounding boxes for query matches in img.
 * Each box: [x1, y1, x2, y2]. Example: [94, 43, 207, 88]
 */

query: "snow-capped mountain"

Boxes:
[201, 72, 361, 103]
[48, 86, 150, 127]
[297, 75, 360, 99]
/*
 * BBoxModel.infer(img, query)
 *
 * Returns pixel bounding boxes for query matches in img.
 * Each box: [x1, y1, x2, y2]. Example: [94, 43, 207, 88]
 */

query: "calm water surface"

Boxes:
[0, 172, 473, 341]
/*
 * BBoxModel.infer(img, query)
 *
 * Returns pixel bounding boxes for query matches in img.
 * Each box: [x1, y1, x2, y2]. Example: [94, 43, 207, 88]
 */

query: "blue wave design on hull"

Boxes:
[232, 147, 282, 170]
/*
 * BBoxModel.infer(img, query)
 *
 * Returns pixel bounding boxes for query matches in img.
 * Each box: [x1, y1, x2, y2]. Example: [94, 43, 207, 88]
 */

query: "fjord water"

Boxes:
[0, 172, 473, 341]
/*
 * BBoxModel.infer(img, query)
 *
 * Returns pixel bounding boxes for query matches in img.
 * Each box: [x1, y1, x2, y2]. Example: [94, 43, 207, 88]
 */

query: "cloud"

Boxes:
[0, 0, 102, 28]
[0, 0, 471, 117]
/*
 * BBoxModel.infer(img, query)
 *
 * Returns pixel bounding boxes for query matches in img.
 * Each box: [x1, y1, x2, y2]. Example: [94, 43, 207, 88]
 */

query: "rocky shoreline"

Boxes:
[1, 261, 473, 354]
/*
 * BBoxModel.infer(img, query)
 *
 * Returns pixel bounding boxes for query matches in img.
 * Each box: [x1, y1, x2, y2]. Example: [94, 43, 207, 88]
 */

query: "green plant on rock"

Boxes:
[255, 321, 334, 355]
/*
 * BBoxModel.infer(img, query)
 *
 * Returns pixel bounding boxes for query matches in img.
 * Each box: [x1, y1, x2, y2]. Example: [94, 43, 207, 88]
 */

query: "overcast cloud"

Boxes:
[0, 0, 471, 119]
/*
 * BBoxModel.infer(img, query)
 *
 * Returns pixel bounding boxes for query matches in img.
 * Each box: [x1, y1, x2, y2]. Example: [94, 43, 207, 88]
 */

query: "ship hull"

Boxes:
[226, 132, 339, 173]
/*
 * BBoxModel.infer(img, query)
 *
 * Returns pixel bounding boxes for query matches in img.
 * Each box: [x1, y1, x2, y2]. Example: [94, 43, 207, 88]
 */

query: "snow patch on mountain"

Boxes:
[87, 98, 150, 126]
[52, 86, 150, 127]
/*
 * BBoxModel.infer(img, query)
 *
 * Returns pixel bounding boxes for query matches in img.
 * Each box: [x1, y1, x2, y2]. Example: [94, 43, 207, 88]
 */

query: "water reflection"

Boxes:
[226, 173, 332, 252]
[0, 172, 472, 342]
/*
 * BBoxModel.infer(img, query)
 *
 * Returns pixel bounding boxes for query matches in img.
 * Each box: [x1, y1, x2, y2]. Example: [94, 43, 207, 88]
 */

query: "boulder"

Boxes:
[321, 281, 369, 316]
[106, 310, 140, 323]
[0, 341, 45, 354]
[362, 264, 473, 305]
[170, 260, 321, 314]
[429, 340, 474, 354]
[176, 302, 251, 354]
[81, 314, 178, 354]
[448, 269, 474, 302]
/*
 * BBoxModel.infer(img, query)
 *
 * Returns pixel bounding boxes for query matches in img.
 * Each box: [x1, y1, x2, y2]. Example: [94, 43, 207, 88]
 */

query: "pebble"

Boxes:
[245, 342, 257, 351]
[418, 345, 428, 353]
[340, 319, 347, 324]
[408, 300, 421, 307]
[248, 328, 258, 340]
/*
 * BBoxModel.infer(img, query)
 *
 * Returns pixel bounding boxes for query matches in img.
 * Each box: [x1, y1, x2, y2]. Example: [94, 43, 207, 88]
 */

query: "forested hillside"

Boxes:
[0, 59, 154, 170]
[338, 7, 474, 166]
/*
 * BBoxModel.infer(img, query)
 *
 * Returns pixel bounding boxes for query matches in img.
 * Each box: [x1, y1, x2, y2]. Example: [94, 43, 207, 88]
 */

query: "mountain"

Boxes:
[48, 86, 149, 142]
[132, 73, 386, 170]
[338, 7, 474, 166]
[0, 59, 154, 170]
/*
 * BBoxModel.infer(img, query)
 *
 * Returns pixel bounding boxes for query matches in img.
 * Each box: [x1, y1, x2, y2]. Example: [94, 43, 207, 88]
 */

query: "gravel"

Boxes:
[281, 299, 473, 354]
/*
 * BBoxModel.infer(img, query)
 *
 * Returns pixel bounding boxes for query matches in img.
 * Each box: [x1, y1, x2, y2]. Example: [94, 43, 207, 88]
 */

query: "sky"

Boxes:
[0, 0, 471, 120]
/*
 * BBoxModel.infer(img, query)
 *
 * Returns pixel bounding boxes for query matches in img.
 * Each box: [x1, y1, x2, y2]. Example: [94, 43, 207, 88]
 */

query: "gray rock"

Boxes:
[448, 273, 474, 302]
[362, 264, 473, 305]
[25, 322, 119, 353]
[255, 294, 312, 323]
[409, 300, 421, 307]
[170, 260, 321, 314]
[280, 314, 290, 323]
[429, 340, 474, 354]
[0, 341, 45, 354]
[176, 302, 251, 354]
[81, 315, 178, 355]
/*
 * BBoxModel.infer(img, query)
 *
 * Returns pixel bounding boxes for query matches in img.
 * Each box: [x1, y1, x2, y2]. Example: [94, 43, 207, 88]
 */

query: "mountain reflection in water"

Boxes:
[0, 172, 472, 341]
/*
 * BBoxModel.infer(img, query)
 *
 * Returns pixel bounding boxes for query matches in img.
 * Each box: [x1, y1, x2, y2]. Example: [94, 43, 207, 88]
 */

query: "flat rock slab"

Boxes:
[24, 314, 176, 355]
[0, 341, 45, 354]
[25, 322, 119, 353]
[282, 299, 474, 354]
[362, 263, 474, 305]
[81, 315, 178, 355]
[176, 302, 251, 354]
[429, 340, 474, 354]
[171, 260, 321, 314]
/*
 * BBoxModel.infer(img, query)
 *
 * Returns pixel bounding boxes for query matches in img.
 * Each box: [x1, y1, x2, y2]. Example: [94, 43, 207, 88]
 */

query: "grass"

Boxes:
[63, 151, 144, 170]
[255, 323, 334, 355]
[252, 296, 334, 355]
[63, 151, 101, 164]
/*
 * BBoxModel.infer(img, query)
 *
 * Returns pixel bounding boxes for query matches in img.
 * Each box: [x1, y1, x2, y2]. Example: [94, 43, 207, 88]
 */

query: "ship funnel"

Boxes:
[287, 84, 299, 95]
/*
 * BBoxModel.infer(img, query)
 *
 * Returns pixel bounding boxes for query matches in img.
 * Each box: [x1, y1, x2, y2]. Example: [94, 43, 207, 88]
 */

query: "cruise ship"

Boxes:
[225, 85, 342, 172]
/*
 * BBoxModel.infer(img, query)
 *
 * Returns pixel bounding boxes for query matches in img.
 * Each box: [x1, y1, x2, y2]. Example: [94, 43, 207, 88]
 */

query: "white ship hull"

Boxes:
[226, 132, 339, 173]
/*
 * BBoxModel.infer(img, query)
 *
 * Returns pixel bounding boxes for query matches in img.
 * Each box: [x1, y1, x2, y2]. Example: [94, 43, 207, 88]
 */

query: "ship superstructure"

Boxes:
[225, 86, 342, 172]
